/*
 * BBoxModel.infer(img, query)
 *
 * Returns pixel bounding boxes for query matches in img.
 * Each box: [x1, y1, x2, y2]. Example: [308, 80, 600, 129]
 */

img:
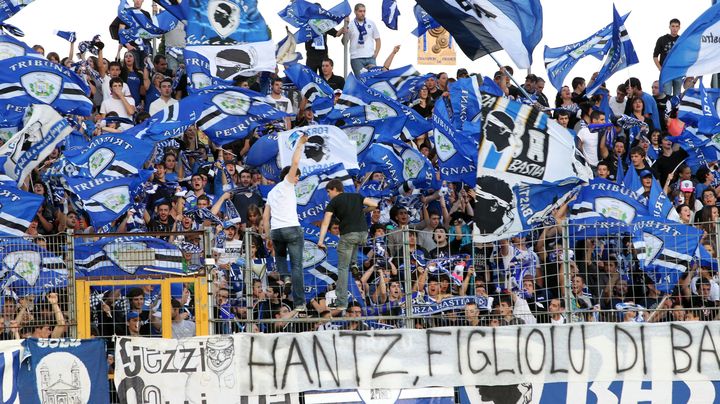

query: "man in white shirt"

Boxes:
[265, 78, 294, 129]
[345, 3, 381, 76]
[608, 83, 628, 119]
[97, 46, 130, 101]
[100, 77, 136, 120]
[576, 110, 609, 169]
[263, 134, 308, 311]
[148, 78, 178, 116]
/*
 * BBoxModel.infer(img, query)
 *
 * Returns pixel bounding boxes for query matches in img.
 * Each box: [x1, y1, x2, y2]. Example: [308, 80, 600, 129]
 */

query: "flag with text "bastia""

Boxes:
[415, 0, 543, 69]
[184, 0, 276, 81]
[473, 94, 592, 242]
[632, 217, 703, 293]
[0, 56, 92, 127]
[0, 105, 73, 184]
[0, 183, 42, 236]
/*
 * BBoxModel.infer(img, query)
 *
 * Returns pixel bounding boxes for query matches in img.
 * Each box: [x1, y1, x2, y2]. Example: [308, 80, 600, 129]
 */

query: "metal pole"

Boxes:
[343, 19, 349, 78]
[714, 219, 720, 264]
[243, 228, 254, 333]
[66, 230, 76, 338]
[203, 227, 215, 335]
[561, 220, 573, 323]
[401, 227, 413, 329]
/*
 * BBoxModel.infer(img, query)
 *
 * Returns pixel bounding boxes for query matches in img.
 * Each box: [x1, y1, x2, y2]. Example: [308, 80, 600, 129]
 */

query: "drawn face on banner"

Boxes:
[206, 336, 234, 374]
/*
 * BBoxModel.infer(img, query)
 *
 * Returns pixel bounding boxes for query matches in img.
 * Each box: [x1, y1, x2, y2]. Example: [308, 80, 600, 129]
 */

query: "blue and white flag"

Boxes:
[359, 140, 436, 191]
[327, 74, 432, 140]
[65, 170, 152, 229]
[75, 236, 186, 277]
[183, 48, 232, 92]
[696, 80, 720, 134]
[381, 0, 399, 30]
[117, 1, 178, 48]
[543, 13, 629, 91]
[65, 134, 153, 179]
[277, 125, 359, 176]
[621, 165, 644, 197]
[294, 163, 354, 224]
[449, 75, 503, 133]
[660, 2, 720, 87]
[284, 63, 334, 117]
[677, 86, 720, 128]
[19, 338, 109, 404]
[131, 85, 291, 145]
[648, 175, 680, 222]
[0, 105, 73, 184]
[432, 98, 477, 184]
[0, 239, 67, 296]
[358, 65, 432, 104]
[0, 34, 40, 61]
[0, 0, 32, 22]
[633, 217, 702, 293]
[278, 0, 350, 42]
[55, 30, 75, 43]
[586, 6, 638, 96]
[275, 28, 303, 66]
[670, 130, 720, 173]
[411, 4, 441, 37]
[0, 184, 42, 236]
[512, 178, 583, 231]
[301, 226, 339, 300]
[570, 178, 649, 224]
[153, 0, 185, 21]
[569, 215, 631, 242]
[0, 57, 91, 125]
[415, 0, 543, 69]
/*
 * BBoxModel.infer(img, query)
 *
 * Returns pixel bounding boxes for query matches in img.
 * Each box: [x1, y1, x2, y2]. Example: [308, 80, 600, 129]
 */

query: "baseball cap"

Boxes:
[680, 180, 695, 192]
[333, 89, 343, 95]
[639, 170, 653, 178]
[127, 311, 140, 320]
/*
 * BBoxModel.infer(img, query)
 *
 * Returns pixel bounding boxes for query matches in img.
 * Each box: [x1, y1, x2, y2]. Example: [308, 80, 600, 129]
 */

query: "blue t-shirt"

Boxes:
[125, 71, 143, 107]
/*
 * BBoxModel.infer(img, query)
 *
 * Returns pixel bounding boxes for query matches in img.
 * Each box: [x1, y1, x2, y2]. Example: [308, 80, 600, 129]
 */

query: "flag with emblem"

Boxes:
[0, 239, 67, 297]
[632, 217, 702, 293]
[65, 169, 152, 229]
[65, 134, 154, 179]
[358, 65, 433, 104]
[184, 0, 275, 81]
[449, 75, 503, 133]
[474, 94, 592, 242]
[293, 163, 355, 225]
[284, 63, 334, 117]
[276, 125, 359, 177]
[359, 139, 437, 191]
[570, 178, 649, 224]
[278, 0, 351, 42]
[183, 49, 232, 93]
[0, 183, 43, 236]
[0, 34, 42, 61]
[432, 98, 476, 184]
[129, 85, 291, 144]
[0, 105, 73, 184]
[74, 236, 186, 277]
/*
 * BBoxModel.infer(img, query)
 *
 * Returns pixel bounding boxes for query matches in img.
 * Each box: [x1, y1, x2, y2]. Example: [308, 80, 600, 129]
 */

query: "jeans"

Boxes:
[335, 231, 367, 308]
[663, 77, 683, 97]
[271, 226, 305, 307]
[350, 57, 377, 76]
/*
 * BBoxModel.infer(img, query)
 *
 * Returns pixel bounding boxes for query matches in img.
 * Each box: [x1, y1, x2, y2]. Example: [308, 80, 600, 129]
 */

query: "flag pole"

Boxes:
[342, 18, 349, 77]
[483, 50, 534, 101]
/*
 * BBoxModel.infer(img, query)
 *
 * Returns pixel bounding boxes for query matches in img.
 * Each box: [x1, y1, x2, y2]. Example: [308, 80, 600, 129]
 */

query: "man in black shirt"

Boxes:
[320, 58, 345, 91]
[654, 18, 681, 96]
[654, 132, 688, 186]
[147, 201, 175, 232]
[306, 27, 346, 74]
[317, 179, 377, 311]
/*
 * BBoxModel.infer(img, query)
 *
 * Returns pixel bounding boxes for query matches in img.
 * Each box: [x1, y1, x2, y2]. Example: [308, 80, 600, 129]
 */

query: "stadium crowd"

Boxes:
[1, 2, 719, 350]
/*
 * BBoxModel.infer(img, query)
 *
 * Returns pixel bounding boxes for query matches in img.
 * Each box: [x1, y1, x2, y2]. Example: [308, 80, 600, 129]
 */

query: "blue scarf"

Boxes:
[355, 19, 367, 45]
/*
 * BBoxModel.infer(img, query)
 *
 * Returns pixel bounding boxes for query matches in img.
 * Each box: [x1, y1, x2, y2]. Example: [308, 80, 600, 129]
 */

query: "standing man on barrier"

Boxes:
[263, 135, 309, 311]
[318, 179, 378, 311]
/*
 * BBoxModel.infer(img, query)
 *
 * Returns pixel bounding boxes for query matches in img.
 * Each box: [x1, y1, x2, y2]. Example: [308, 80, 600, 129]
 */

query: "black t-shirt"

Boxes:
[654, 34, 679, 66]
[326, 192, 368, 234]
[324, 74, 345, 91]
[654, 149, 688, 186]
[148, 217, 175, 233]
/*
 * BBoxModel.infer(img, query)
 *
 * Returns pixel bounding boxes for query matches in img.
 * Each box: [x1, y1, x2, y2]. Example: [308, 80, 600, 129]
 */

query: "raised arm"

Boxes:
[287, 134, 308, 185]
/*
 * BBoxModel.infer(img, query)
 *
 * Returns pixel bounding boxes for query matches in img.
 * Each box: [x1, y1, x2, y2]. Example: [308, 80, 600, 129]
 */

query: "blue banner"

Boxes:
[278, 0, 350, 42]
[358, 65, 432, 104]
[0, 239, 67, 296]
[185, 0, 269, 44]
[0, 183, 43, 236]
[65, 134, 153, 179]
[75, 236, 186, 277]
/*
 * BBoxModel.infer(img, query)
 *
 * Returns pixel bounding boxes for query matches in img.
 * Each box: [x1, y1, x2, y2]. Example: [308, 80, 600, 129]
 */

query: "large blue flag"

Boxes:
[65, 170, 152, 229]
[621, 164, 644, 197]
[512, 178, 583, 231]
[278, 0, 351, 42]
[359, 140, 436, 191]
[358, 65, 433, 104]
[0, 239, 67, 297]
[0, 184, 42, 236]
[570, 178, 649, 224]
[381, 0, 400, 30]
[449, 75, 503, 133]
[65, 134, 153, 179]
[660, 2, 720, 87]
[0, 34, 41, 61]
[19, 338, 109, 404]
[696, 80, 720, 134]
[633, 217, 702, 293]
[0, 0, 32, 22]
[284, 63, 334, 117]
[294, 163, 355, 225]
[543, 13, 629, 91]
[432, 98, 477, 184]
[670, 130, 720, 174]
[75, 236, 187, 277]
[327, 74, 432, 140]
[117, 1, 178, 49]
[569, 215, 631, 242]
[648, 176, 680, 222]
[0, 56, 92, 125]
[0, 105, 73, 184]
[415, 0, 543, 69]
[183, 49, 232, 93]
[128, 85, 291, 145]
[411, 4, 441, 36]
[586, 5, 638, 96]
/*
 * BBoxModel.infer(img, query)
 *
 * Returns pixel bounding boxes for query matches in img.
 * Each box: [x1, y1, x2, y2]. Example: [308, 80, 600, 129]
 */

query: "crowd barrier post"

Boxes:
[715, 219, 720, 261]
[244, 227, 254, 332]
[401, 226, 413, 328]
[561, 219, 573, 323]
[66, 229, 77, 338]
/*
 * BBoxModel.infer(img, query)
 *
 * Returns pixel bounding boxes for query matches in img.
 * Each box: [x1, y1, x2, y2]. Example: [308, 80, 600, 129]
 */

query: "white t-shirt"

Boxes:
[348, 18, 380, 59]
[100, 96, 136, 119]
[149, 97, 178, 116]
[608, 96, 627, 118]
[577, 126, 600, 166]
[101, 75, 130, 101]
[267, 178, 300, 230]
[265, 94, 294, 115]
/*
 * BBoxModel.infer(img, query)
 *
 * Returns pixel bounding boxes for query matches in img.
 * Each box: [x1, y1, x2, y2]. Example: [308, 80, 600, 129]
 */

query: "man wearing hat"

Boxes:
[124, 311, 142, 337]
